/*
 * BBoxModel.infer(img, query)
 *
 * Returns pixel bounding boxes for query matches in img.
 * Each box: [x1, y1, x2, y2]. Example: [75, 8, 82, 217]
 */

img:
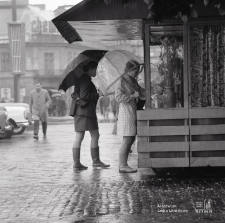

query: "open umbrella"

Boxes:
[51, 93, 62, 98]
[96, 50, 144, 95]
[58, 50, 108, 92]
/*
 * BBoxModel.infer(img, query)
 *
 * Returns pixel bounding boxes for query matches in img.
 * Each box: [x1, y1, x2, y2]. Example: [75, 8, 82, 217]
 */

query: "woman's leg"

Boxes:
[90, 129, 110, 168]
[73, 131, 85, 148]
[119, 136, 136, 173]
[89, 129, 99, 148]
[73, 131, 87, 169]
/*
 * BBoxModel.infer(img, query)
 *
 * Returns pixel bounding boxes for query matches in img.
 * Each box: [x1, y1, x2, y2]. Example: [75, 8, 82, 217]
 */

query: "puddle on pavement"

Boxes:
[59, 178, 225, 221]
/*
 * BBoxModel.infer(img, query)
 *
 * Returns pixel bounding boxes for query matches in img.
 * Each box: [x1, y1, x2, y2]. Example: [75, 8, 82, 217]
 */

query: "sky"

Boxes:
[29, 0, 83, 11]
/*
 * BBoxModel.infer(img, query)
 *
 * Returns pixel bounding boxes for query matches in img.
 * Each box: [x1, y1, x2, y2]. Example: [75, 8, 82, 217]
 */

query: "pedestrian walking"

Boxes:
[101, 96, 110, 119]
[111, 97, 119, 119]
[70, 61, 110, 170]
[115, 60, 145, 173]
[98, 97, 103, 115]
[29, 82, 51, 140]
[111, 97, 119, 135]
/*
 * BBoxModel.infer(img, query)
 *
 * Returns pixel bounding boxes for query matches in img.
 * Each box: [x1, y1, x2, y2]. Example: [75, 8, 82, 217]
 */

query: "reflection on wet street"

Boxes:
[57, 178, 225, 222]
[1, 123, 225, 222]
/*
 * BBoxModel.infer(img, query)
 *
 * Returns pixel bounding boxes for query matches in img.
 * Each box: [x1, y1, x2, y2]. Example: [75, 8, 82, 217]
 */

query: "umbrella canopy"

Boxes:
[51, 0, 146, 44]
[96, 50, 144, 95]
[58, 50, 107, 92]
[51, 93, 62, 98]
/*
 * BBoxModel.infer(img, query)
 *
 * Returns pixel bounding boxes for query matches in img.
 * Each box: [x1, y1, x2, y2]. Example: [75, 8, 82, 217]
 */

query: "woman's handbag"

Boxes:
[69, 92, 89, 117]
[136, 98, 145, 110]
[69, 98, 76, 117]
[121, 75, 145, 110]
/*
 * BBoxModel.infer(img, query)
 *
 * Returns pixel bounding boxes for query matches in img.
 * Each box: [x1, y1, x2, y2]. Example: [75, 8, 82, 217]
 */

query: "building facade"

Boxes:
[0, 0, 144, 114]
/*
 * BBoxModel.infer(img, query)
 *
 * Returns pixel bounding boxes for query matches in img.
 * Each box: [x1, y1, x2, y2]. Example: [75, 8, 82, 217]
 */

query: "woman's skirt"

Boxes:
[117, 102, 137, 136]
[74, 115, 98, 132]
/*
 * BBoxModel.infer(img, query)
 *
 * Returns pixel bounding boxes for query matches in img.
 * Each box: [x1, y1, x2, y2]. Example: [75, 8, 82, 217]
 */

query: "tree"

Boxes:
[104, 0, 225, 23]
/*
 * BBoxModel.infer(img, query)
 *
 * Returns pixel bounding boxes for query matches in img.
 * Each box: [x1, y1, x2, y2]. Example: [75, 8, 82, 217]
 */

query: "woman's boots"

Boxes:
[72, 148, 88, 170]
[119, 153, 137, 173]
[91, 146, 110, 168]
[73, 147, 110, 169]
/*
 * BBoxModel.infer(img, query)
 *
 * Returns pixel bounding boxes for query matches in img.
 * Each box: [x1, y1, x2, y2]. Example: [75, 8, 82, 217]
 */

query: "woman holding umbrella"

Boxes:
[115, 60, 145, 173]
[71, 61, 110, 170]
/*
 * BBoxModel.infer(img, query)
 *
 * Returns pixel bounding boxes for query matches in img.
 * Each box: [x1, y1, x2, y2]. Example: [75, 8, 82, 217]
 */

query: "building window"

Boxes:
[1, 52, 10, 72]
[44, 53, 54, 75]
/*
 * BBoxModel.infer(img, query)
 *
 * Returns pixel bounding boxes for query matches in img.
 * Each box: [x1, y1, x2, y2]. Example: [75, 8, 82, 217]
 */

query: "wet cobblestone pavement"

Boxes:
[1, 123, 225, 222]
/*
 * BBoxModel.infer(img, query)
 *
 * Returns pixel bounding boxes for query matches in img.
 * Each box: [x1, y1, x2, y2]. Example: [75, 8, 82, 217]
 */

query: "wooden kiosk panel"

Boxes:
[190, 158, 225, 167]
[137, 109, 189, 120]
[137, 109, 189, 168]
[137, 142, 189, 152]
[139, 158, 189, 168]
[189, 108, 225, 167]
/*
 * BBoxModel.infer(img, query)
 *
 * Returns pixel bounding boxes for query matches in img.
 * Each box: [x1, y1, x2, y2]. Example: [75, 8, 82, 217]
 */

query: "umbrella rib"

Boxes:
[105, 53, 140, 91]
[104, 52, 144, 91]
[104, 54, 125, 91]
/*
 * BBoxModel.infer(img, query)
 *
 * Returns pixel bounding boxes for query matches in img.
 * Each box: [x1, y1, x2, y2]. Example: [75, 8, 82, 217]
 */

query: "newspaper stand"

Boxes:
[137, 20, 225, 170]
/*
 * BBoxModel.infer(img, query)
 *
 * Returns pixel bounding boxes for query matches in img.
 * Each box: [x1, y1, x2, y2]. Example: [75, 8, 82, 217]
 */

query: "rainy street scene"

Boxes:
[1, 0, 225, 222]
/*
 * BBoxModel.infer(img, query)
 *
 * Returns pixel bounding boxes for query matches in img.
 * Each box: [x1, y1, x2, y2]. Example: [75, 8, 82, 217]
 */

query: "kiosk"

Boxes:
[52, 0, 225, 170]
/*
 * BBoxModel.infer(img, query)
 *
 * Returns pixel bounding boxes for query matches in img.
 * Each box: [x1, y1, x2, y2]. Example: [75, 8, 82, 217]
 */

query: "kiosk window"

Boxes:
[149, 26, 184, 109]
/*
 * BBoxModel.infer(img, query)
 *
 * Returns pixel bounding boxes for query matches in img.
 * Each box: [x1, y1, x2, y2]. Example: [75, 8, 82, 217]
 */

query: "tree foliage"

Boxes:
[104, 0, 225, 23]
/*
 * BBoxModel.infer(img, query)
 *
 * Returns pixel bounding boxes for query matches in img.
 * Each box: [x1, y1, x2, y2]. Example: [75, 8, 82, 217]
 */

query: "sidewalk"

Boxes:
[2, 123, 225, 222]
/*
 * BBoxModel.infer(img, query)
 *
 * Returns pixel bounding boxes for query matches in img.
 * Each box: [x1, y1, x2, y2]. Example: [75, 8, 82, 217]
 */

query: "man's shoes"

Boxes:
[33, 135, 39, 140]
[43, 134, 46, 138]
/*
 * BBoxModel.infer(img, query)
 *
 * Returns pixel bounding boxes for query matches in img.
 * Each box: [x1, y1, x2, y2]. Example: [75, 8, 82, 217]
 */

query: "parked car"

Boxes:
[0, 105, 17, 139]
[0, 103, 32, 135]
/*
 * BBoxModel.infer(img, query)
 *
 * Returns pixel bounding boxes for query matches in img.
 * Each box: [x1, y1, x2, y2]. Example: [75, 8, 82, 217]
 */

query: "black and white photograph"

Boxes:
[1, 0, 225, 222]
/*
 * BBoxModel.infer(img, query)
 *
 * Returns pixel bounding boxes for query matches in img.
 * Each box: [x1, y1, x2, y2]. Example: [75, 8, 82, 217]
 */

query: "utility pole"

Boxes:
[12, 0, 20, 102]
[12, 0, 17, 21]
[9, 0, 25, 102]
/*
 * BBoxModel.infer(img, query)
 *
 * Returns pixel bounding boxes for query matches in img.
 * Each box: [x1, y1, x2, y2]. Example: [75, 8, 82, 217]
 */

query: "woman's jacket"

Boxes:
[71, 74, 99, 119]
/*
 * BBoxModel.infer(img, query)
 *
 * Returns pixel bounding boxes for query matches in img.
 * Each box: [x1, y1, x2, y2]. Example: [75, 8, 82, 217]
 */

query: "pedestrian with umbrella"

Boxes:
[115, 60, 145, 173]
[96, 50, 145, 173]
[59, 50, 110, 170]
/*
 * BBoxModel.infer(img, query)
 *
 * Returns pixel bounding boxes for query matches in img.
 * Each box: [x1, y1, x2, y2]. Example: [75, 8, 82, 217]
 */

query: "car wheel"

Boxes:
[13, 126, 26, 135]
[0, 129, 13, 139]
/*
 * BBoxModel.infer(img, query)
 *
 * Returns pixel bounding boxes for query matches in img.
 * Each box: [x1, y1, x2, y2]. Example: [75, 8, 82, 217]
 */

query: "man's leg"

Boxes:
[33, 120, 39, 140]
[42, 122, 47, 138]
[33, 115, 40, 140]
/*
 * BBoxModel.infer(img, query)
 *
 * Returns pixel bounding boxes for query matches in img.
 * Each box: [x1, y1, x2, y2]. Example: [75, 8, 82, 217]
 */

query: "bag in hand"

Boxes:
[136, 98, 145, 110]
[69, 92, 89, 117]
